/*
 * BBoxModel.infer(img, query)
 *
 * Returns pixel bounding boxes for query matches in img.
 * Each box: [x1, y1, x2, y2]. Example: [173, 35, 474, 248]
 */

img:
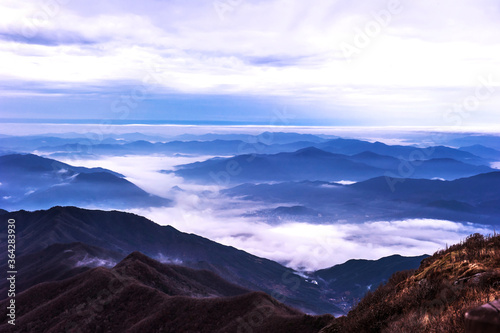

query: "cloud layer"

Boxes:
[57, 154, 494, 271]
[1, 0, 500, 125]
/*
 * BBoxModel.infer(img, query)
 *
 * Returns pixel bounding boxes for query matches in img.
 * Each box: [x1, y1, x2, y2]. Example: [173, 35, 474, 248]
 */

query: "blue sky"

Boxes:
[1, 0, 500, 126]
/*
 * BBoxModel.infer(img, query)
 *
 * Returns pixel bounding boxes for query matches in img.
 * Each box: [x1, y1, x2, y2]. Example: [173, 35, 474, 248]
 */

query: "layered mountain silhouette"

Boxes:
[0, 242, 123, 297]
[458, 144, 500, 160]
[0, 251, 333, 333]
[0, 207, 430, 315]
[1, 206, 341, 314]
[173, 147, 493, 184]
[223, 172, 500, 225]
[0, 154, 171, 210]
[32, 135, 492, 167]
[313, 254, 429, 311]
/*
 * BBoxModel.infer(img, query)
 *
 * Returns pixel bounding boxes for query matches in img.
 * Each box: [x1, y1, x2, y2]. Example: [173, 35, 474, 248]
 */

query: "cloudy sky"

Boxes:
[1, 0, 500, 126]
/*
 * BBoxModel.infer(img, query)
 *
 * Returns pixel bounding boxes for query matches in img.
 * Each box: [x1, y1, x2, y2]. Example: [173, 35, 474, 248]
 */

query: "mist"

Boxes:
[55, 153, 494, 271]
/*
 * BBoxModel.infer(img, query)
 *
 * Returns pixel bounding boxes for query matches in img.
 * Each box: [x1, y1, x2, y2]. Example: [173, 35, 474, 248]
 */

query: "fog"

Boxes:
[54, 154, 494, 271]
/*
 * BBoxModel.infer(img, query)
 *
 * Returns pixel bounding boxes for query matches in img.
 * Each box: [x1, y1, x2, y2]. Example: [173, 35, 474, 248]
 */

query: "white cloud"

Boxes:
[1, 0, 500, 124]
[133, 203, 492, 271]
[49, 152, 496, 271]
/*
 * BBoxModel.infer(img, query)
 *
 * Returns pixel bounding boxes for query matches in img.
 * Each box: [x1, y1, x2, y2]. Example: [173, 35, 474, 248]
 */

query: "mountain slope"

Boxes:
[1, 206, 342, 315]
[321, 233, 500, 333]
[0, 252, 333, 332]
[0, 242, 123, 297]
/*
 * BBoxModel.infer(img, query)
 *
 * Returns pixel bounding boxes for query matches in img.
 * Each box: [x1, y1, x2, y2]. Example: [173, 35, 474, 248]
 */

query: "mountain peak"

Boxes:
[293, 146, 332, 156]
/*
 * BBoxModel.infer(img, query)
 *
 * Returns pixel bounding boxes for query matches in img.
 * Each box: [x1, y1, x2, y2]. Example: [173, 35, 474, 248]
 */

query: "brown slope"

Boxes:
[0, 252, 333, 333]
[2, 206, 341, 315]
[320, 233, 500, 333]
[0, 242, 124, 298]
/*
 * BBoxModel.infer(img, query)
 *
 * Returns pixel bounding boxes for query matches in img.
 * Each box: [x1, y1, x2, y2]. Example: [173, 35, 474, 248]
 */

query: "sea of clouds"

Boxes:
[57, 154, 493, 271]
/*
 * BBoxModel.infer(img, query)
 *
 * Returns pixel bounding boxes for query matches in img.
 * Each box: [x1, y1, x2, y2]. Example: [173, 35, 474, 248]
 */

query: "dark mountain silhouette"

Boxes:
[0, 154, 171, 210]
[0, 242, 123, 297]
[314, 254, 429, 311]
[1, 206, 343, 315]
[223, 172, 500, 225]
[0, 252, 334, 332]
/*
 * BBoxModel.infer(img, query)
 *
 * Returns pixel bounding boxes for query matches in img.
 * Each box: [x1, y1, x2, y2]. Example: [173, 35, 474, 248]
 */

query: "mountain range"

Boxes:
[0, 206, 428, 315]
[223, 172, 500, 225]
[0, 207, 496, 332]
[0, 251, 333, 333]
[0, 154, 171, 210]
[173, 146, 494, 184]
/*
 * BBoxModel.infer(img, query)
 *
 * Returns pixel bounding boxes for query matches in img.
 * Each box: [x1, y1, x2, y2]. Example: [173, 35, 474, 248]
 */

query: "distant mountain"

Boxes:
[1, 206, 343, 315]
[35, 136, 490, 173]
[349, 151, 493, 180]
[0, 252, 333, 332]
[317, 138, 486, 165]
[38, 139, 265, 157]
[313, 254, 429, 311]
[459, 144, 500, 161]
[0, 135, 124, 152]
[174, 147, 385, 184]
[174, 147, 494, 184]
[0, 154, 170, 210]
[222, 172, 500, 225]
[446, 134, 500, 151]
[171, 131, 328, 144]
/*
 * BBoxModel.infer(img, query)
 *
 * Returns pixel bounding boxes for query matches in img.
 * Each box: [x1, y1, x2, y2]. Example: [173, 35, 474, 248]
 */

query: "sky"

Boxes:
[1, 0, 500, 126]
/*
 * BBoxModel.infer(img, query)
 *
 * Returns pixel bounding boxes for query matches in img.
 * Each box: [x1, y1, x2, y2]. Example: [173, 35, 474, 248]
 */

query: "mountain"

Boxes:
[349, 151, 493, 180]
[446, 135, 500, 151]
[174, 147, 385, 184]
[1, 206, 343, 315]
[313, 254, 429, 312]
[0, 252, 333, 332]
[0, 135, 123, 151]
[0, 242, 123, 297]
[0, 154, 170, 210]
[171, 131, 328, 144]
[222, 172, 500, 225]
[459, 144, 500, 161]
[321, 233, 500, 332]
[316, 138, 487, 165]
[173, 146, 493, 184]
